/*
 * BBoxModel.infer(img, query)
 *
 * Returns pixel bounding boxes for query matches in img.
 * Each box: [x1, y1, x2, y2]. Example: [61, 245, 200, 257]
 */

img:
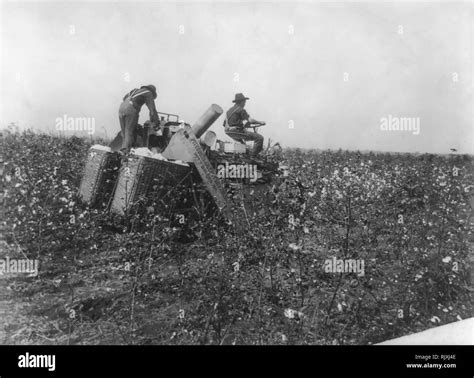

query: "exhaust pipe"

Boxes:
[191, 104, 223, 138]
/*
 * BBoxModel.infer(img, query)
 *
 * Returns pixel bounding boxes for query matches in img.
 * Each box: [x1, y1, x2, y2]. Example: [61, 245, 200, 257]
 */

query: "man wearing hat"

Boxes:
[118, 84, 160, 151]
[224, 93, 266, 156]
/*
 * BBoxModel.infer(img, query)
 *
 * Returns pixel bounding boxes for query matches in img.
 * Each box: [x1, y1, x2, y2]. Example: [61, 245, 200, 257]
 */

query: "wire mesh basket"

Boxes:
[78, 146, 121, 208]
[109, 155, 195, 215]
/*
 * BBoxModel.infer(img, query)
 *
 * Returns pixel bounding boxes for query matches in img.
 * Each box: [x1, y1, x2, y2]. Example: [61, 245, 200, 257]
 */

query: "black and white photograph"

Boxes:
[0, 0, 473, 374]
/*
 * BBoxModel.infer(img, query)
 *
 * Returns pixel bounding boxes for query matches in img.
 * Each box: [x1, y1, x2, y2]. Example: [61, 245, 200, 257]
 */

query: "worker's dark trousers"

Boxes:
[118, 100, 139, 150]
[225, 127, 264, 156]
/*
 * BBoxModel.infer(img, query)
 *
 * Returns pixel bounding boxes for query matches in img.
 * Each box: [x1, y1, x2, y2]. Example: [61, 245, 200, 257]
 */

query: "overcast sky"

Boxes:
[1, 0, 472, 153]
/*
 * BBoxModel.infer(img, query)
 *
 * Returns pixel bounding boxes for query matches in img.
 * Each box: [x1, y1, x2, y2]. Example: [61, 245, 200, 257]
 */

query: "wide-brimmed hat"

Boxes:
[141, 85, 157, 98]
[232, 93, 249, 103]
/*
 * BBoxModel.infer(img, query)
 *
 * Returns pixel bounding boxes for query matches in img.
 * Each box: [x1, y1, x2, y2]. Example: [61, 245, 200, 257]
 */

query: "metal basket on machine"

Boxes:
[109, 154, 195, 215]
[78, 146, 121, 207]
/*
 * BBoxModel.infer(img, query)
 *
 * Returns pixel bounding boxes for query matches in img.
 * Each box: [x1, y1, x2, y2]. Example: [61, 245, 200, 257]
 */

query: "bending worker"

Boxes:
[118, 84, 159, 151]
[224, 93, 266, 156]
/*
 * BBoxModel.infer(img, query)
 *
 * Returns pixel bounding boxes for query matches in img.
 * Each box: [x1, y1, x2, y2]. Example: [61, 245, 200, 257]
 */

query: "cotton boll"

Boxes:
[91, 145, 112, 152]
[131, 147, 154, 157]
[151, 153, 167, 161]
